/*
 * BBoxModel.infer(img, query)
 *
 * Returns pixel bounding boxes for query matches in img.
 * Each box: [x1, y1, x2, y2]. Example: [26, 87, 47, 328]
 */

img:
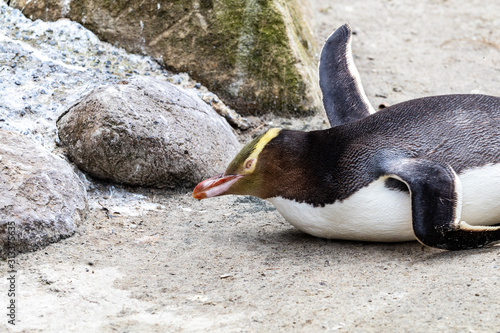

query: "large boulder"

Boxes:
[9, 0, 321, 116]
[56, 77, 241, 188]
[0, 130, 87, 258]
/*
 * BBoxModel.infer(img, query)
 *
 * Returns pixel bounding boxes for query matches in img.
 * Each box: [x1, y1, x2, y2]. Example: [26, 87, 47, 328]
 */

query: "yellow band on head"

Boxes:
[245, 128, 281, 173]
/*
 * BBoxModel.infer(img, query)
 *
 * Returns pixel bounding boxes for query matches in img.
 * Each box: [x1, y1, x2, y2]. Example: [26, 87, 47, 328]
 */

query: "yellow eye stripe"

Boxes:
[244, 128, 281, 173]
[250, 128, 281, 159]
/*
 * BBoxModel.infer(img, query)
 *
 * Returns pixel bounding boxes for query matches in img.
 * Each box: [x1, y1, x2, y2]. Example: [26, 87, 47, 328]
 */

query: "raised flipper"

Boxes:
[376, 155, 500, 250]
[319, 24, 376, 127]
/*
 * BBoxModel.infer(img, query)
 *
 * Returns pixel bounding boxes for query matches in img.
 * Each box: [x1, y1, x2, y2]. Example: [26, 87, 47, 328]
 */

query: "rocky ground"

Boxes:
[1, 0, 500, 332]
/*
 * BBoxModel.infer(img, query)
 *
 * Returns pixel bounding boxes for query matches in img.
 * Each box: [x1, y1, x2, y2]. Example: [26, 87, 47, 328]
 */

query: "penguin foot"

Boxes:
[377, 154, 500, 251]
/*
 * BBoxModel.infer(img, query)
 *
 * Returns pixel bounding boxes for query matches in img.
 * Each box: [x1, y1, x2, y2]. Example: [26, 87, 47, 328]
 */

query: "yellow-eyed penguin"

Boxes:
[193, 24, 500, 251]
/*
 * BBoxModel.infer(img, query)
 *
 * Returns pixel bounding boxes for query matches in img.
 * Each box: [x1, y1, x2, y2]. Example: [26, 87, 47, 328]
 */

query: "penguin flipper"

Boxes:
[377, 156, 500, 250]
[319, 24, 375, 127]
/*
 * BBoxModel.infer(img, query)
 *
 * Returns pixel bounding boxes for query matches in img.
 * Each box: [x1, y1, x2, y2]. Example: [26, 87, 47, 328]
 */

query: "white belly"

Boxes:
[267, 163, 500, 242]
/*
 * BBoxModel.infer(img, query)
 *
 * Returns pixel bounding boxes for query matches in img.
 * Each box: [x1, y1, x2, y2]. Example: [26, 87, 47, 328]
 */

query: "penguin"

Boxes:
[193, 24, 500, 251]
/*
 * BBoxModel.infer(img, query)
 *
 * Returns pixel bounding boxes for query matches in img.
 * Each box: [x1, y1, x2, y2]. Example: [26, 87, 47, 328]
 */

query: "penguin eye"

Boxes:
[244, 159, 254, 170]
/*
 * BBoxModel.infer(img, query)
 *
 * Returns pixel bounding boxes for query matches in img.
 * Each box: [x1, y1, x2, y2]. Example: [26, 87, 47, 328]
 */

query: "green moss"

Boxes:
[211, 0, 315, 115]
[17, 0, 320, 116]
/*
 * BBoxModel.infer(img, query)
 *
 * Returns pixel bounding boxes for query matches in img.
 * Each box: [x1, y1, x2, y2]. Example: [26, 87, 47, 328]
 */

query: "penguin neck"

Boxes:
[259, 129, 343, 203]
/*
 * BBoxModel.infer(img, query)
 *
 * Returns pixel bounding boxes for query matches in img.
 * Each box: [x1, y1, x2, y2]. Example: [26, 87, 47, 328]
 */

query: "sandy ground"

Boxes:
[2, 0, 500, 332]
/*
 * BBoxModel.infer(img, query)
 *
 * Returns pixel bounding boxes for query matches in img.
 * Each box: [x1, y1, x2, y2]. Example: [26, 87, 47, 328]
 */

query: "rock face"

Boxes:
[9, 0, 321, 116]
[0, 130, 87, 258]
[57, 77, 241, 188]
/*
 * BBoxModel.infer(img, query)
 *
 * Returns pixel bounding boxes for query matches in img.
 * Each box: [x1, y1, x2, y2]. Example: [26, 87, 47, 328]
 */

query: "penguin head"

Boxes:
[193, 128, 282, 200]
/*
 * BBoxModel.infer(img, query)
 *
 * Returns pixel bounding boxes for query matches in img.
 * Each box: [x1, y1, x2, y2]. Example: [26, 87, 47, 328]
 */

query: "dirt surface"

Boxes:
[2, 0, 500, 332]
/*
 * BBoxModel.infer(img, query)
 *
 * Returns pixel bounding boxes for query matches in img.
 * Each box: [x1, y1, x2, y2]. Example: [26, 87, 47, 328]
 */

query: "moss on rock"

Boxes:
[9, 0, 321, 116]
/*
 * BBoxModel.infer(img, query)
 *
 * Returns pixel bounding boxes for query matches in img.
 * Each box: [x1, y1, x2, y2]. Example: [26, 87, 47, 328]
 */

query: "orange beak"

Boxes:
[192, 173, 243, 199]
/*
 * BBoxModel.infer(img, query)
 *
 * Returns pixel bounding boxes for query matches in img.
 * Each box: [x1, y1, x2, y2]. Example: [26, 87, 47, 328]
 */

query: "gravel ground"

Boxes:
[1, 0, 500, 332]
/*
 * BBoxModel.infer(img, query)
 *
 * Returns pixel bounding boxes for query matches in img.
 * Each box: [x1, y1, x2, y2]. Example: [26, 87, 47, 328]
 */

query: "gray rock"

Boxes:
[0, 130, 87, 258]
[57, 77, 241, 188]
[9, 0, 322, 116]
